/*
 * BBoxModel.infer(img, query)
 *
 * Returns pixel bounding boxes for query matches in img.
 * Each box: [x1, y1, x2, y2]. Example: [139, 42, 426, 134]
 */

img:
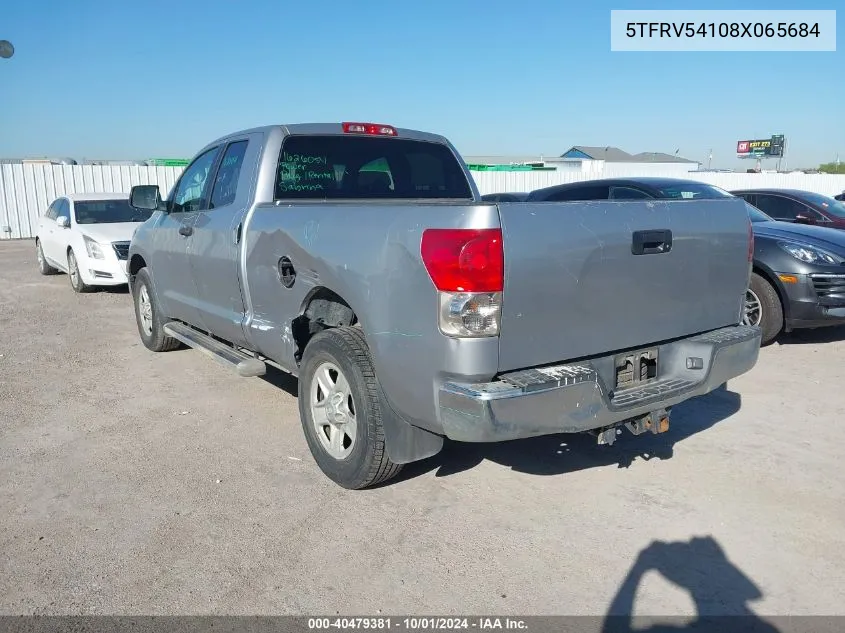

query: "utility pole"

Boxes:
[708, 149, 713, 170]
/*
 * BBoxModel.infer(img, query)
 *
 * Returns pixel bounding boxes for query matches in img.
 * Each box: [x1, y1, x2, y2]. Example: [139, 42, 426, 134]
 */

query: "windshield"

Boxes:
[796, 191, 845, 218]
[744, 201, 774, 223]
[74, 199, 151, 224]
[655, 182, 734, 199]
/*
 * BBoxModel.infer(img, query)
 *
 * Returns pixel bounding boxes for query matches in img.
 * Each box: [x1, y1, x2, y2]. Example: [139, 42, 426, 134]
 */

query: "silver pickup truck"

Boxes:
[126, 122, 761, 489]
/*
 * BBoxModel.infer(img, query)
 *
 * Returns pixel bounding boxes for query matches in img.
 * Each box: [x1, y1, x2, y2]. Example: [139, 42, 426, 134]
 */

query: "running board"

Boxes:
[163, 322, 266, 378]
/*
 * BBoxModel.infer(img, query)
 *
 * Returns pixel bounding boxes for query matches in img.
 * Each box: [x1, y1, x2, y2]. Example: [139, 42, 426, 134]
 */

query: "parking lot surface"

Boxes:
[1, 238, 844, 617]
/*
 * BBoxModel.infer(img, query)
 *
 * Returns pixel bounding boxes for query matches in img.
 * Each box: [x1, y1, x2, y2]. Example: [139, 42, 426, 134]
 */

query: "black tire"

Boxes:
[36, 239, 57, 275]
[748, 272, 783, 345]
[132, 267, 181, 352]
[67, 249, 93, 293]
[298, 326, 402, 489]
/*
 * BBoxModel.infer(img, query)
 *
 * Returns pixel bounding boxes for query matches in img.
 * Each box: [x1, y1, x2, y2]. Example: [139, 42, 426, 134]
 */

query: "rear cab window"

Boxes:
[274, 135, 473, 200]
[534, 185, 610, 201]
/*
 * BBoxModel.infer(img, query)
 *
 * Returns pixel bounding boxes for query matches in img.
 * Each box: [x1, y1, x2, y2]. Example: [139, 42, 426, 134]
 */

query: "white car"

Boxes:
[34, 192, 153, 292]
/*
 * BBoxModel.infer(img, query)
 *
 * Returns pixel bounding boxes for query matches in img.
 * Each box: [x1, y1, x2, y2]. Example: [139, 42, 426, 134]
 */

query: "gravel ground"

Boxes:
[1, 238, 844, 618]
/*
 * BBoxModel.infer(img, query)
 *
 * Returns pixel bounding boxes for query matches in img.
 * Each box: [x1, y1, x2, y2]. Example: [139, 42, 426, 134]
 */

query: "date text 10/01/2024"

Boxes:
[625, 22, 821, 38]
[308, 618, 528, 630]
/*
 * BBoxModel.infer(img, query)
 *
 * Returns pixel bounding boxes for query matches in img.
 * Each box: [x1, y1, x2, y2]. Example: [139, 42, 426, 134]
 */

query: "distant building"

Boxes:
[464, 145, 702, 176]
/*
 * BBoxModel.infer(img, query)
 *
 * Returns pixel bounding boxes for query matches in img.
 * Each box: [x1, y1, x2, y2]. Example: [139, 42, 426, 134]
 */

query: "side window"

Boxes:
[753, 194, 802, 220]
[737, 193, 757, 207]
[610, 186, 652, 200]
[209, 140, 249, 209]
[797, 204, 826, 221]
[171, 146, 222, 213]
[57, 199, 70, 220]
[546, 185, 610, 201]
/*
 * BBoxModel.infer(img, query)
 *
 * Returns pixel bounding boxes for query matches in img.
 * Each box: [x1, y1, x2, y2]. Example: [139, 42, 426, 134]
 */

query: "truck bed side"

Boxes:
[241, 201, 503, 435]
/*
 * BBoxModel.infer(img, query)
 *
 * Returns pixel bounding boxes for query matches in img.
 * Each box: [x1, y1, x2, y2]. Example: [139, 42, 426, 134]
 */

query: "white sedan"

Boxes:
[35, 192, 153, 292]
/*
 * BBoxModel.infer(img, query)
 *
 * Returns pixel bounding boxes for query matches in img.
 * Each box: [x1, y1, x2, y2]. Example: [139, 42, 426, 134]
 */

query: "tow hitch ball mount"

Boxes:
[593, 408, 670, 446]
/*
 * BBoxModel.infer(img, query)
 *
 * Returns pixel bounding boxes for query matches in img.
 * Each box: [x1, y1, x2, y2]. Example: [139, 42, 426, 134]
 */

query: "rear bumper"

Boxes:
[438, 325, 761, 442]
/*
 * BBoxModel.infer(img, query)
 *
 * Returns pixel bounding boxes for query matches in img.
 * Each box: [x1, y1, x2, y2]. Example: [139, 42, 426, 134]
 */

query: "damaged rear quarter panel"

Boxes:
[242, 201, 501, 434]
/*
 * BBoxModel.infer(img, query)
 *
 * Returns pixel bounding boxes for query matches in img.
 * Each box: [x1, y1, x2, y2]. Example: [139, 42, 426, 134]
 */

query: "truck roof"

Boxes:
[202, 123, 452, 153]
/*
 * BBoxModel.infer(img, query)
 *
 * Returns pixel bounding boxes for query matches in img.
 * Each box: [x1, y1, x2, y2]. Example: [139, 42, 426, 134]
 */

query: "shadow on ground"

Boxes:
[601, 536, 780, 632]
[777, 325, 845, 345]
[393, 383, 741, 483]
[261, 364, 299, 397]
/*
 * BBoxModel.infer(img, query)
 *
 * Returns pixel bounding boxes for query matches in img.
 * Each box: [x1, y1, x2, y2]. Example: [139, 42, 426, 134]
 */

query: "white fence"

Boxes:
[470, 170, 845, 198]
[3, 163, 845, 240]
[0, 164, 183, 239]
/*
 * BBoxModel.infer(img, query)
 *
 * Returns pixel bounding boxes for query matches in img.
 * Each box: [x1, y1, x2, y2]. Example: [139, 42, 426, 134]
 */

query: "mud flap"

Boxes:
[380, 396, 444, 464]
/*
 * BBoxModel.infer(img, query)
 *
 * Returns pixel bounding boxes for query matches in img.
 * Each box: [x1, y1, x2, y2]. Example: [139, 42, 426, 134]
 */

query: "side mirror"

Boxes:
[795, 214, 815, 225]
[130, 185, 164, 212]
[56, 216, 70, 228]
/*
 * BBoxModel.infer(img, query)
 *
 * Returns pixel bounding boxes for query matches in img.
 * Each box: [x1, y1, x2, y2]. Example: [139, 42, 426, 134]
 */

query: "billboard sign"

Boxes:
[737, 135, 785, 158]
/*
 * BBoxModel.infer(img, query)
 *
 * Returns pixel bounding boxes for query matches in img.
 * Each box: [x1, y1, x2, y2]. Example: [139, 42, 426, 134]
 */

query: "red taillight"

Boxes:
[747, 218, 754, 262]
[421, 228, 504, 293]
[342, 122, 397, 136]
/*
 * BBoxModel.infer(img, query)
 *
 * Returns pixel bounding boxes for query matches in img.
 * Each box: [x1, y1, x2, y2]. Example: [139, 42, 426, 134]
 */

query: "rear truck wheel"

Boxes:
[745, 272, 783, 346]
[132, 267, 180, 352]
[298, 326, 402, 489]
[67, 249, 92, 293]
[36, 240, 57, 275]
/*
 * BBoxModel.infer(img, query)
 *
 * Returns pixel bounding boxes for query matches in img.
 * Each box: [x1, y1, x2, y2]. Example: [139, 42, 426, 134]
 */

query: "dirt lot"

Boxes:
[1, 238, 844, 618]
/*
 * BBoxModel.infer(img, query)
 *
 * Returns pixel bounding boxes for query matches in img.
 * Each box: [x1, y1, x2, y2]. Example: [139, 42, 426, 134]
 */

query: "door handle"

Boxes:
[179, 224, 193, 237]
[632, 229, 672, 255]
[234, 222, 242, 245]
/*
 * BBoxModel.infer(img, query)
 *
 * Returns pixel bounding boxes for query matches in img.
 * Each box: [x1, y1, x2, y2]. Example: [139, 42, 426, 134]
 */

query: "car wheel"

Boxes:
[298, 326, 402, 489]
[745, 272, 783, 345]
[132, 267, 181, 352]
[36, 240, 57, 275]
[67, 249, 92, 293]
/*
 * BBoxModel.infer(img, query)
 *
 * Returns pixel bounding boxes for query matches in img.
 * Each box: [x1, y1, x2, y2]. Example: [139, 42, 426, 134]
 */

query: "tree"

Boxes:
[819, 162, 845, 174]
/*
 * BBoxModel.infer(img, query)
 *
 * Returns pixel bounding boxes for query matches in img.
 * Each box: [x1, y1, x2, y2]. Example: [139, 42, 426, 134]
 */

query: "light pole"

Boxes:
[0, 40, 14, 59]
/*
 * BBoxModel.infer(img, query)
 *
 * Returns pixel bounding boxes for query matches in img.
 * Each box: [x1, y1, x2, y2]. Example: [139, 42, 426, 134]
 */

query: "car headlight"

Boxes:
[83, 235, 105, 260]
[777, 241, 840, 265]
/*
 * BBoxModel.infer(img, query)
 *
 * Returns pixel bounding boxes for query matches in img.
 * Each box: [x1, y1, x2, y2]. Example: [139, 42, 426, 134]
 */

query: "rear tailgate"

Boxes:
[496, 198, 751, 372]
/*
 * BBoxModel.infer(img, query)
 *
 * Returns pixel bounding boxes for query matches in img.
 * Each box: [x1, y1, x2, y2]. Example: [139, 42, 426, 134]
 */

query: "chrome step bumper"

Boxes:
[438, 325, 761, 442]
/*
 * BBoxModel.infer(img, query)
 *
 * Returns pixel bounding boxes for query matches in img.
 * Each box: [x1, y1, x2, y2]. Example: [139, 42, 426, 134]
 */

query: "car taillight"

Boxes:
[421, 228, 504, 338]
[342, 122, 397, 136]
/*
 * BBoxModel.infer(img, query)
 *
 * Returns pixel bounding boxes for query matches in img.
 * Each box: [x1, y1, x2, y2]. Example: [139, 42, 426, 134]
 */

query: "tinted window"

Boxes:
[481, 193, 527, 202]
[610, 186, 652, 200]
[796, 191, 845, 219]
[57, 199, 71, 220]
[744, 202, 773, 223]
[753, 194, 806, 220]
[74, 199, 150, 224]
[210, 140, 248, 208]
[654, 183, 733, 199]
[542, 185, 610, 201]
[171, 146, 222, 213]
[275, 135, 473, 200]
[734, 192, 756, 206]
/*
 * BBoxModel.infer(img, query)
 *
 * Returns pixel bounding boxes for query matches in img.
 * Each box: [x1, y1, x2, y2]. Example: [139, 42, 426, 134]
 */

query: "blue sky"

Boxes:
[1, 0, 842, 168]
